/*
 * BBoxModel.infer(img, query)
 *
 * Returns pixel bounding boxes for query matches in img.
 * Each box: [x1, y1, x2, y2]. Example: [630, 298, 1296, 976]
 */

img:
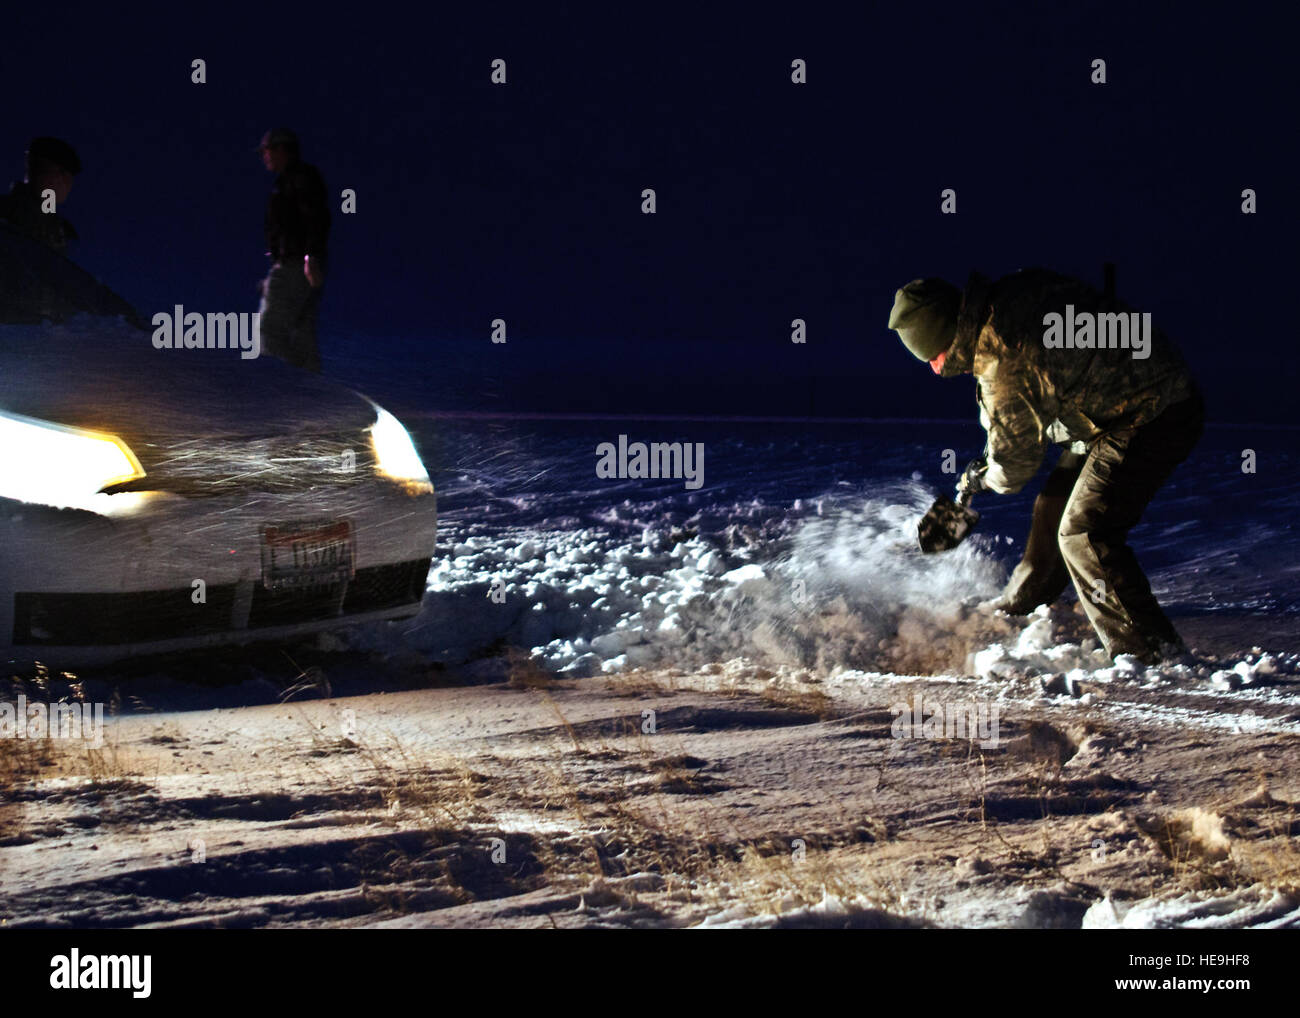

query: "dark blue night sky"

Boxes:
[5, 2, 1294, 422]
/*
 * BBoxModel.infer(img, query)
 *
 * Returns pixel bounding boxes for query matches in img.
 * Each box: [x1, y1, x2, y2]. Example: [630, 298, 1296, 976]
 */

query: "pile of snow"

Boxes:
[695, 890, 924, 929]
[340, 474, 1296, 693]
[971, 606, 1112, 680]
[1209, 655, 1281, 690]
[350, 485, 1017, 676]
[1083, 885, 1300, 929]
[969, 605, 1297, 698]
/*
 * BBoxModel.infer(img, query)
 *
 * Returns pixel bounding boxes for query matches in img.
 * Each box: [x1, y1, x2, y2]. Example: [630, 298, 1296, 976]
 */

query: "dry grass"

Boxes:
[504, 648, 559, 690]
[1229, 813, 1300, 894]
[490, 694, 907, 924]
[758, 682, 836, 719]
[1136, 780, 1300, 896]
[2, 666, 150, 792]
[290, 704, 493, 827]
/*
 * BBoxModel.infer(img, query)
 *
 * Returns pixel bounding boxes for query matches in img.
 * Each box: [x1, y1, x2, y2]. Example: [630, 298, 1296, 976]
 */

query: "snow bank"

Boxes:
[341, 464, 1297, 693]
[1083, 885, 1300, 929]
[349, 484, 1020, 676]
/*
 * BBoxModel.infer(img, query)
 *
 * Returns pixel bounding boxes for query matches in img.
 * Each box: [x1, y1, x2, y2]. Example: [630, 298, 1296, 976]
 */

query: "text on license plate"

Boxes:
[260, 520, 355, 590]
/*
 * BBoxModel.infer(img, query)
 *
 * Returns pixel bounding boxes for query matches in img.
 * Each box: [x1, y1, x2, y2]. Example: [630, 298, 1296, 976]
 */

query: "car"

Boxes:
[0, 222, 437, 668]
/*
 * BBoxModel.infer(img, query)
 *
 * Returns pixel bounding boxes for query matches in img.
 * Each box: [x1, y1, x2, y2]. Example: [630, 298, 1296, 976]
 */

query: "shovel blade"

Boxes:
[918, 494, 981, 553]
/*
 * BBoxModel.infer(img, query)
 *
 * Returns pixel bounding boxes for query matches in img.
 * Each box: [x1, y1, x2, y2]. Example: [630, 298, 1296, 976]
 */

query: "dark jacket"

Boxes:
[264, 159, 330, 260]
[941, 269, 1194, 494]
[0, 181, 78, 256]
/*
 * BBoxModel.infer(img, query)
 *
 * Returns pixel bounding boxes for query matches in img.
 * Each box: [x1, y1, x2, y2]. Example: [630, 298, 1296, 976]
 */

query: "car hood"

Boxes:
[0, 316, 379, 446]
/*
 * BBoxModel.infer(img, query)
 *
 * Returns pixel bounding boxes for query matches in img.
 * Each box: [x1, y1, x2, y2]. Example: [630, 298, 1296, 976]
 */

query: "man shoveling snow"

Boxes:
[889, 268, 1203, 665]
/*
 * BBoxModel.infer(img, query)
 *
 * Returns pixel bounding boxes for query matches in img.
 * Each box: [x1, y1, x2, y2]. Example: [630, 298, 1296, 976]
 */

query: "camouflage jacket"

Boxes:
[940, 269, 1194, 494]
[0, 181, 77, 256]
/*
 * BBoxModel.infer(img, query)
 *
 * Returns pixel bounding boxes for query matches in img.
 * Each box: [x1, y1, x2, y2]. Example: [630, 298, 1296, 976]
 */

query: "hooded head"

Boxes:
[888, 277, 962, 363]
[258, 127, 300, 173]
[25, 137, 81, 204]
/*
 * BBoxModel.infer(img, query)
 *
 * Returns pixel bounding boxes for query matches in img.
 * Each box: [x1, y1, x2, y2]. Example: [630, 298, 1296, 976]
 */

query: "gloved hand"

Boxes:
[956, 457, 989, 498]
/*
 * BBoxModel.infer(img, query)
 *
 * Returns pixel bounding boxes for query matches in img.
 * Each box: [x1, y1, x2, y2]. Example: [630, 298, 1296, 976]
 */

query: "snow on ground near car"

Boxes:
[3, 418, 1298, 927]
[352, 482, 1006, 675]
[349, 419, 1300, 703]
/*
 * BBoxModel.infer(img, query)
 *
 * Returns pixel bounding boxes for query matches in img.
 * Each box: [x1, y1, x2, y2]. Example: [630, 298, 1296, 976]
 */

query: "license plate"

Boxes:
[260, 520, 355, 591]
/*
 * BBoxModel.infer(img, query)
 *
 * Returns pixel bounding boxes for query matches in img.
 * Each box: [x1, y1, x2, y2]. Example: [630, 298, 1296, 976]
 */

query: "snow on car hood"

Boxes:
[0, 315, 379, 444]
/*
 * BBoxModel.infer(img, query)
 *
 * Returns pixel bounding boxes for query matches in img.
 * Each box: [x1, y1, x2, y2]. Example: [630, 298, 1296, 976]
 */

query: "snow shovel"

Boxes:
[917, 488, 980, 553]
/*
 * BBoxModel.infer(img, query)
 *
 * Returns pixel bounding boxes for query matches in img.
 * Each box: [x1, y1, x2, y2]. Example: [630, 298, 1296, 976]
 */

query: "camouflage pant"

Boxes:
[1000, 392, 1204, 661]
[258, 258, 324, 372]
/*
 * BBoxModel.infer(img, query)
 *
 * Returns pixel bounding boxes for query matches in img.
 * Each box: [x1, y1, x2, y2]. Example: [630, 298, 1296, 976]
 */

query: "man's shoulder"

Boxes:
[0, 183, 75, 251]
[992, 267, 1092, 301]
[0, 181, 35, 218]
[284, 160, 326, 188]
[985, 269, 1103, 348]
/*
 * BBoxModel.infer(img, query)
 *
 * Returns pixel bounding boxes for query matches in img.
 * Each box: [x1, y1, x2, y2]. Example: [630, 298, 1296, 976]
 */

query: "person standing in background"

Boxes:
[0, 137, 82, 256]
[257, 127, 330, 371]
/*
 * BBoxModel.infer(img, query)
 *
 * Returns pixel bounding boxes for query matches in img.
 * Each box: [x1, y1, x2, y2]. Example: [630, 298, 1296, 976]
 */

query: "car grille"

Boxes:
[13, 559, 430, 646]
[248, 559, 430, 629]
[14, 586, 240, 645]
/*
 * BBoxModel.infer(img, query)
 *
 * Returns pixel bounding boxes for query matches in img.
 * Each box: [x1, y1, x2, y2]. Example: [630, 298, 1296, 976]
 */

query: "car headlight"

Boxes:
[368, 405, 432, 493]
[0, 411, 146, 509]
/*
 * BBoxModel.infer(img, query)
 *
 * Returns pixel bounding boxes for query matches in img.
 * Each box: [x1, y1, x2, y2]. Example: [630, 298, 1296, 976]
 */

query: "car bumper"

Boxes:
[0, 480, 436, 668]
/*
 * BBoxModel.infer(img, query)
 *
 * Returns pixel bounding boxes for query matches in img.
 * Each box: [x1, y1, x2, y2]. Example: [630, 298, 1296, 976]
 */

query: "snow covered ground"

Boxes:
[367, 416, 1300, 679]
[3, 417, 1298, 928]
